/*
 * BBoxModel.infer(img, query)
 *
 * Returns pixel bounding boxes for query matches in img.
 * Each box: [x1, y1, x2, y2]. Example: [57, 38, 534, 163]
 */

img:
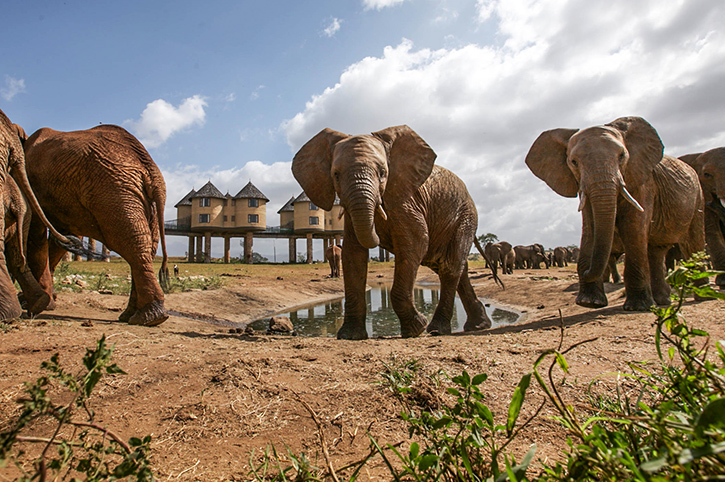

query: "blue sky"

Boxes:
[3, 0, 725, 261]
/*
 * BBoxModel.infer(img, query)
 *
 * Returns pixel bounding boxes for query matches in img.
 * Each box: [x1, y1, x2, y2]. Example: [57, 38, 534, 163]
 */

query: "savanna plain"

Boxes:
[1, 258, 724, 480]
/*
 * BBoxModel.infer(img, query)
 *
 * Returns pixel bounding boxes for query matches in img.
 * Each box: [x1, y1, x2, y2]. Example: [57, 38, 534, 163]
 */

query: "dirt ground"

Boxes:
[1, 260, 724, 480]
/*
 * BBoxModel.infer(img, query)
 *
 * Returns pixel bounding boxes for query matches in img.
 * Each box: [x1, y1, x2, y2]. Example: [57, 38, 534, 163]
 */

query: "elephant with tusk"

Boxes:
[293, 125, 502, 340]
[526, 116, 705, 311]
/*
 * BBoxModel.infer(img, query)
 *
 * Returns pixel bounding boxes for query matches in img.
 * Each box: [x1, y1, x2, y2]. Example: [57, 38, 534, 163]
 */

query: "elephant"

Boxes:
[514, 244, 548, 269]
[568, 246, 580, 263]
[678, 148, 725, 287]
[526, 116, 705, 311]
[326, 244, 341, 278]
[504, 248, 516, 274]
[21, 124, 170, 326]
[0, 109, 74, 321]
[552, 246, 569, 267]
[484, 241, 513, 274]
[292, 125, 501, 339]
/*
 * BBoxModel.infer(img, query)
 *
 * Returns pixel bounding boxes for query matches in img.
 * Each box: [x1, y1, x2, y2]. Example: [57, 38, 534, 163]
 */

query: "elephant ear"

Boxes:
[677, 153, 704, 174]
[292, 128, 348, 211]
[525, 128, 579, 198]
[12, 124, 27, 146]
[606, 116, 664, 188]
[372, 125, 436, 206]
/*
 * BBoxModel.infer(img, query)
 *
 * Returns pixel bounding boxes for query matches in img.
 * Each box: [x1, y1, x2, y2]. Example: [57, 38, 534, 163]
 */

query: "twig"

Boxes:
[176, 459, 200, 479]
[292, 392, 340, 482]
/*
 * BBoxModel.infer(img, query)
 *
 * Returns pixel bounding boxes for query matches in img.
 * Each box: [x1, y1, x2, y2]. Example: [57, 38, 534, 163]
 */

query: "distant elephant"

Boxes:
[679, 148, 725, 286]
[22, 125, 170, 326]
[568, 246, 580, 263]
[326, 244, 341, 277]
[526, 116, 704, 310]
[504, 248, 515, 274]
[292, 125, 501, 339]
[2, 175, 51, 314]
[514, 244, 548, 269]
[0, 109, 73, 321]
[552, 246, 569, 267]
[484, 241, 512, 274]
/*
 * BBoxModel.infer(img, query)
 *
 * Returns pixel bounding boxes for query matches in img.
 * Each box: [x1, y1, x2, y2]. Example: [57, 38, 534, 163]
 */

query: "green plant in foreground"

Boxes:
[534, 255, 725, 481]
[0, 335, 155, 481]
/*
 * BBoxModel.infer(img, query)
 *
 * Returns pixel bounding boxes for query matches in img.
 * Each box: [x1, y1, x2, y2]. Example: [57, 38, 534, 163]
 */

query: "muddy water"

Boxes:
[250, 282, 523, 337]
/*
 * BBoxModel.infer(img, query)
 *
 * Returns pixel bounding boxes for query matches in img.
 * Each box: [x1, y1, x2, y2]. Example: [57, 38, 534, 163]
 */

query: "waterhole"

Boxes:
[250, 282, 523, 337]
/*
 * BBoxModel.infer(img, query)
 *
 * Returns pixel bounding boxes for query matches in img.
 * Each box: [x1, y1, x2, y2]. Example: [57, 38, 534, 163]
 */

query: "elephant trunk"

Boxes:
[345, 183, 380, 249]
[580, 182, 618, 283]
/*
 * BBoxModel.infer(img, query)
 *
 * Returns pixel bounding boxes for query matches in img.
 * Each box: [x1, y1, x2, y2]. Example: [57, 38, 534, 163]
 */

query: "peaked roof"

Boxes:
[174, 189, 196, 207]
[190, 181, 225, 199]
[234, 181, 269, 201]
[293, 191, 312, 203]
[277, 196, 296, 214]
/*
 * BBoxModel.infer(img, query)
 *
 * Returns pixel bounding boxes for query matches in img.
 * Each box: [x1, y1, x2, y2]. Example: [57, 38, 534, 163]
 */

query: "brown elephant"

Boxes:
[514, 244, 548, 269]
[526, 116, 705, 311]
[552, 246, 569, 267]
[678, 148, 725, 287]
[0, 109, 73, 320]
[484, 241, 513, 274]
[292, 125, 501, 339]
[326, 244, 341, 277]
[22, 124, 170, 326]
[504, 248, 515, 274]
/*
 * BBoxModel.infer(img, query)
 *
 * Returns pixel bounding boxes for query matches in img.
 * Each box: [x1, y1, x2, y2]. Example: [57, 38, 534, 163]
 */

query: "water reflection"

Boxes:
[251, 282, 522, 337]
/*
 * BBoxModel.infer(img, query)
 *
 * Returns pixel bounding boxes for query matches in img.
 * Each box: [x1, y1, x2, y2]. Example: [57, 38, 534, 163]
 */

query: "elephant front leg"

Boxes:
[426, 268, 458, 335]
[457, 264, 491, 331]
[621, 228, 655, 311]
[337, 233, 370, 340]
[649, 245, 671, 306]
[391, 258, 427, 338]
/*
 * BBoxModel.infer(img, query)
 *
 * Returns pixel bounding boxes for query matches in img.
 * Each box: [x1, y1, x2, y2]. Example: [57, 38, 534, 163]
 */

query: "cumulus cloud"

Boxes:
[323, 18, 342, 37]
[281, 0, 725, 249]
[1, 75, 26, 101]
[125, 95, 207, 149]
[362, 0, 408, 11]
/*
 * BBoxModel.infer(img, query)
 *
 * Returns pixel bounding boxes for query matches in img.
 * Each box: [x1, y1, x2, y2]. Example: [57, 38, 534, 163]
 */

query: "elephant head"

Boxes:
[694, 148, 725, 221]
[526, 116, 663, 283]
[292, 125, 436, 249]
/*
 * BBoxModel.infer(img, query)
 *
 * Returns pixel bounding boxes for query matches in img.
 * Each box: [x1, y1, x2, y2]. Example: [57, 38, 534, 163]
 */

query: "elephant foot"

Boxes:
[401, 313, 427, 338]
[426, 317, 452, 336]
[336, 321, 368, 340]
[652, 286, 672, 306]
[576, 282, 608, 308]
[623, 291, 655, 311]
[24, 292, 51, 316]
[118, 306, 136, 323]
[0, 301, 23, 322]
[463, 313, 492, 332]
[128, 300, 169, 327]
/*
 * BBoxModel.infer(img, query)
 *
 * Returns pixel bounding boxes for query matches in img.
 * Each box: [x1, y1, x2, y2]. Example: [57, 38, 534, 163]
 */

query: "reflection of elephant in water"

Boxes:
[679, 148, 725, 287]
[514, 244, 548, 269]
[22, 125, 170, 326]
[526, 116, 704, 310]
[292, 125, 501, 339]
[326, 244, 341, 277]
[552, 246, 569, 267]
[484, 241, 513, 274]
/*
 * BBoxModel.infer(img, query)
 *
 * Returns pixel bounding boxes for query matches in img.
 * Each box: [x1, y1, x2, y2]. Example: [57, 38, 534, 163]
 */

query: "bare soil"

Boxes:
[1, 260, 724, 481]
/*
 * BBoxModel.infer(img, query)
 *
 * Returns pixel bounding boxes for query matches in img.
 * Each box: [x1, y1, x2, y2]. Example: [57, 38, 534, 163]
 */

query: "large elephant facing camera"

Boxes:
[292, 125, 500, 339]
[526, 116, 704, 311]
[22, 125, 170, 326]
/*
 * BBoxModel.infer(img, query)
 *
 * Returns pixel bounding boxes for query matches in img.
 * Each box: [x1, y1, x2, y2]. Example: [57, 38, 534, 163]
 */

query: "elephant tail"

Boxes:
[153, 186, 170, 291]
[474, 237, 504, 290]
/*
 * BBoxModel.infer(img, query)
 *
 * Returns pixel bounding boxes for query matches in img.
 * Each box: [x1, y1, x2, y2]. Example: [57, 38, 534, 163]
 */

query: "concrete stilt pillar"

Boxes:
[306, 233, 314, 264]
[87, 238, 97, 261]
[204, 232, 212, 263]
[385, 250, 390, 262]
[73, 237, 83, 261]
[378, 246, 384, 262]
[244, 232, 253, 264]
[101, 244, 110, 262]
[224, 236, 231, 264]
[63, 252, 73, 262]
[188, 236, 195, 262]
[195, 236, 203, 263]
[289, 237, 296, 264]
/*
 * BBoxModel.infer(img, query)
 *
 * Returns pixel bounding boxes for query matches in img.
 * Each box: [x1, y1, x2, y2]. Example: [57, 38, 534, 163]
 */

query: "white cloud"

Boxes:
[1, 75, 26, 101]
[323, 18, 342, 37]
[125, 95, 207, 149]
[282, 0, 725, 250]
[250, 85, 265, 101]
[362, 0, 408, 11]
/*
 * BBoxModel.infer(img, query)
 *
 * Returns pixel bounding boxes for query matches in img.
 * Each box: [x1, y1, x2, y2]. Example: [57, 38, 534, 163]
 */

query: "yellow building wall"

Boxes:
[177, 205, 192, 221]
[235, 200, 266, 229]
[327, 205, 344, 232]
[280, 211, 294, 229]
[294, 202, 325, 232]
[191, 198, 224, 228]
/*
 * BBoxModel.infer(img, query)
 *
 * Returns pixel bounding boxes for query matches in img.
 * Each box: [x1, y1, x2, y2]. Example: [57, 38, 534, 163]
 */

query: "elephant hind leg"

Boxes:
[649, 245, 671, 306]
[390, 259, 427, 338]
[426, 268, 459, 335]
[457, 264, 491, 331]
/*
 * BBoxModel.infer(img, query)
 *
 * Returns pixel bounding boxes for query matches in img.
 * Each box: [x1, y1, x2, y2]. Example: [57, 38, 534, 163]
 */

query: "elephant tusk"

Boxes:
[577, 191, 586, 212]
[338, 207, 345, 220]
[376, 203, 388, 221]
[621, 185, 644, 212]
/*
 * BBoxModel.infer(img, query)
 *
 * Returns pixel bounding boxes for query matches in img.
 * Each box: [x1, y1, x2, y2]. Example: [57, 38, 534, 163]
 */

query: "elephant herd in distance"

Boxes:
[1, 106, 723, 340]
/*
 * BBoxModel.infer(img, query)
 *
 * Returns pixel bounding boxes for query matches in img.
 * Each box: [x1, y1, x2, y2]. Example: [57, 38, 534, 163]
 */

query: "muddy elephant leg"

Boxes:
[457, 264, 491, 331]
[27, 217, 56, 309]
[391, 257, 427, 338]
[649, 245, 671, 305]
[426, 268, 459, 335]
[337, 229, 370, 340]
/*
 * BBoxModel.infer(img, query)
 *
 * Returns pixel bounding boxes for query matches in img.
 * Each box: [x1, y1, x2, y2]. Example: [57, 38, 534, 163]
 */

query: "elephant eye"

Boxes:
[570, 159, 578, 167]
[704, 172, 713, 179]
[380, 169, 387, 178]
[333, 171, 340, 181]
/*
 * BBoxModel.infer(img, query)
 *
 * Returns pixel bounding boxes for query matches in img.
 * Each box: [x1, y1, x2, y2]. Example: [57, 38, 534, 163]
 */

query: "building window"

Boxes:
[309, 202, 318, 211]
[309, 216, 319, 225]
[248, 198, 259, 208]
[231, 216, 236, 222]
[223, 199, 228, 206]
[199, 198, 210, 207]
[223, 215, 228, 222]
[198, 214, 210, 223]
[248, 214, 259, 224]
[231, 199, 236, 206]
